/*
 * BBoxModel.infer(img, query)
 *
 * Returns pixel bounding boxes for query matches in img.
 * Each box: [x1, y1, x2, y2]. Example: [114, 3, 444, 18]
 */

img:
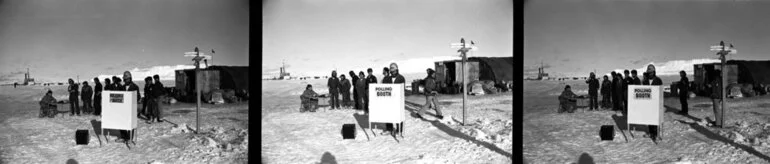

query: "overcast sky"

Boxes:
[525, 0, 770, 77]
[0, 0, 249, 84]
[262, 0, 513, 78]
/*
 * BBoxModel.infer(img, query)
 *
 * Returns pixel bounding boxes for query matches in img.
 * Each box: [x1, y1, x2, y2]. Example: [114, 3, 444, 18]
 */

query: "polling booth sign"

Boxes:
[101, 91, 138, 144]
[627, 85, 664, 140]
[368, 84, 405, 138]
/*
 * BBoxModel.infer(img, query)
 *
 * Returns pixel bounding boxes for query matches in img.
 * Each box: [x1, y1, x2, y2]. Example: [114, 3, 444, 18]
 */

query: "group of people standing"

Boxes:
[582, 65, 663, 114]
[42, 71, 165, 123]
[324, 63, 406, 114]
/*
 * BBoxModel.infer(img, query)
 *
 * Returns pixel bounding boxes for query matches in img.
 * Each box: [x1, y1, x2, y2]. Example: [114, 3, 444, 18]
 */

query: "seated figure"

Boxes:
[558, 85, 578, 113]
[300, 84, 320, 112]
[39, 90, 58, 118]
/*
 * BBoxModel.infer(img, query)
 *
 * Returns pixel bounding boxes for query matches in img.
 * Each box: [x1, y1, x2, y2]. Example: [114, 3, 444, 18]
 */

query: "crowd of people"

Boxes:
[299, 62, 447, 135]
[39, 71, 167, 124]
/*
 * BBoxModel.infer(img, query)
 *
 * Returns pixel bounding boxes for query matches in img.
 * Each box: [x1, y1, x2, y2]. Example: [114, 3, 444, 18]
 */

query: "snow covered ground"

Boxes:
[0, 85, 248, 163]
[524, 80, 770, 163]
[261, 79, 513, 163]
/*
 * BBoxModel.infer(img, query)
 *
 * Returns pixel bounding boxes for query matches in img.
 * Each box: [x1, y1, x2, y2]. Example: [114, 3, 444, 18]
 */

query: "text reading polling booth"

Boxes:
[368, 84, 405, 138]
[627, 85, 664, 140]
[101, 91, 138, 143]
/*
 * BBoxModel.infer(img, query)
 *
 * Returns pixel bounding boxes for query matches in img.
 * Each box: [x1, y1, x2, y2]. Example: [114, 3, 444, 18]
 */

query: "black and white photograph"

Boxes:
[262, 0, 513, 163]
[525, 0, 770, 163]
[0, 0, 249, 163]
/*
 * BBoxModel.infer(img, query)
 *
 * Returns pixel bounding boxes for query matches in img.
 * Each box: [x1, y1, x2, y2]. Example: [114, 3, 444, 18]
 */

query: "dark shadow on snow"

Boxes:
[319, 151, 337, 164]
[677, 120, 770, 161]
[577, 152, 595, 164]
[90, 120, 103, 146]
[664, 105, 703, 122]
[404, 101, 512, 158]
[352, 113, 370, 141]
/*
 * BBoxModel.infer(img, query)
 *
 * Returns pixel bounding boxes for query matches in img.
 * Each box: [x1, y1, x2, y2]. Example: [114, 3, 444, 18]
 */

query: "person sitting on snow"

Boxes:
[300, 84, 320, 112]
[39, 90, 57, 118]
[558, 85, 578, 113]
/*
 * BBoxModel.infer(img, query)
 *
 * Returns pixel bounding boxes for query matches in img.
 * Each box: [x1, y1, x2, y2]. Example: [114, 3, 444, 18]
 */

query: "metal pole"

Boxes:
[462, 51, 467, 125]
[196, 49, 201, 134]
[720, 51, 726, 127]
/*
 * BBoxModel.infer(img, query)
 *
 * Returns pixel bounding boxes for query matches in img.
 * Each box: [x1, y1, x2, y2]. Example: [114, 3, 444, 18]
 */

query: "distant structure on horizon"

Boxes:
[279, 60, 291, 80]
[23, 68, 35, 85]
[537, 61, 549, 80]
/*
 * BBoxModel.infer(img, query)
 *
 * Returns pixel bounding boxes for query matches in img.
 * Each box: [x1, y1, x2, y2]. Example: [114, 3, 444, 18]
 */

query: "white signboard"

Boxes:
[368, 84, 405, 124]
[101, 91, 138, 130]
[627, 85, 664, 126]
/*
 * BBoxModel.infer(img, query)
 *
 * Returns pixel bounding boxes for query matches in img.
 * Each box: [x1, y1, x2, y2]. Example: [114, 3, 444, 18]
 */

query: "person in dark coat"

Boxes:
[104, 78, 113, 91]
[601, 75, 612, 109]
[300, 84, 320, 112]
[349, 71, 360, 109]
[93, 78, 103, 116]
[642, 72, 651, 85]
[623, 70, 633, 114]
[356, 71, 368, 114]
[678, 70, 690, 115]
[142, 76, 154, 120]
[152, 75, 165, 122]
[113, 76, 124, 90]
[418, 68, 443, 119]
[118, 71, 141, 142]
[643, 64, 663, 140]
[365, 68, 377, 113]
[39, 90, 57, 118]
[631, 70, 641, 85]
[81, 81, 93, 114]
[709, 70, 723, 128]
[611, 72, 622, 112]
[585, 72, 600, 111]
[381, 67, 392, 83]
[389, 63, 406, 84]
[123, 72, 141, 108]
[340, 75, 351, 108]
[559, 85, 578, 113]
[382, 63, 406, 135]
[68, 78, 80, 116]
[301, 84, 320, 112]
[327, 71, 341, 110]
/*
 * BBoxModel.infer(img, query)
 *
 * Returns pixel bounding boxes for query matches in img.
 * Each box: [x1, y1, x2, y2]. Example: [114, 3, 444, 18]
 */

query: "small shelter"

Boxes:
[433, 56, 513, 94]
[693, 60, 770, 96]
[175, 66, 249, 102]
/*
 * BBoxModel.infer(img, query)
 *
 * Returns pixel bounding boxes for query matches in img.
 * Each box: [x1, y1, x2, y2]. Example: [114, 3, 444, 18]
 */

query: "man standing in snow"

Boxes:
[601, 75, 612, 110]
[356, 71, 368, 114]
[81, 81, 93, 114]
[349, 71, 361, 110]
[623, 69, 633, 114]
[365, 68, 377, 113]
[585, 72, 600, 111]
[643, 64, 663, 140]
[68, 78, 80, 116]
[340, 75, 351, 108]
[152, 74, 165, 122]
[93, 78, 103, 116]
[327, 71, 341, 110]
[678, 70, 690, 115]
